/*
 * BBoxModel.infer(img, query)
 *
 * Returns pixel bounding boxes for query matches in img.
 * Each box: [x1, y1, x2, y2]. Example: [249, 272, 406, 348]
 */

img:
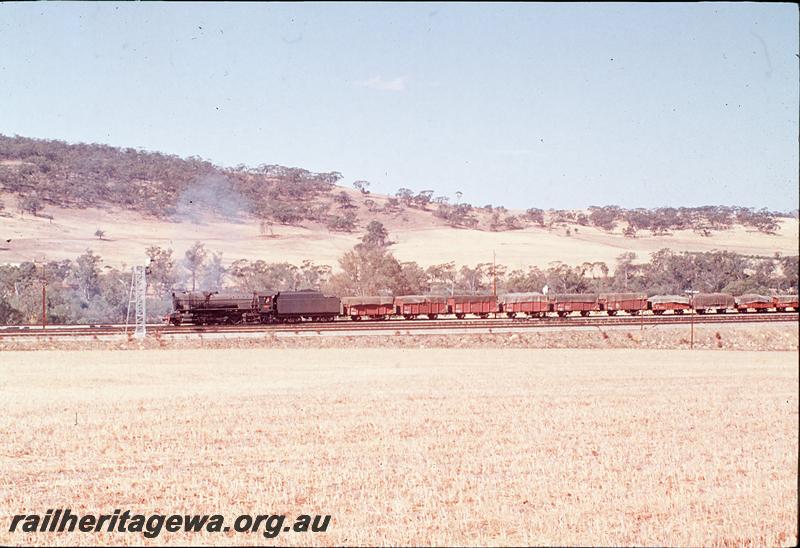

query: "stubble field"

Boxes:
[2, 348, 797, 546]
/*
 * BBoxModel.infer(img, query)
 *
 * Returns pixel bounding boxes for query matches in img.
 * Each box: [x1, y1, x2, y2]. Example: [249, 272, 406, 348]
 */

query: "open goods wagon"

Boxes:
[341, 296, 395, 320]
[599, 292, 648, 315]
[649, 295, 691, 314]
[551, 293, 601, 317]
[448, 295, 499, 319]
[735, 294, 772, 313]
[773, 295, 799, 311]
[500, 293, 549, 318]
[692, 293, 736, 314]
[394, 295, 448, 319]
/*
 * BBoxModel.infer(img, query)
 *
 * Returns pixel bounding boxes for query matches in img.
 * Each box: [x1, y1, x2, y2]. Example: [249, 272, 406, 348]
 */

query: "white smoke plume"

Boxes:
[172, 174, 250, 224]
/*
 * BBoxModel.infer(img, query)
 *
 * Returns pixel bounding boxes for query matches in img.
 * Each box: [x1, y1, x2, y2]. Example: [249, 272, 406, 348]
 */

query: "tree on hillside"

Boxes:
[385, 197, 401, 212]
[353, 180, 371, 194]
[94, 229, 106, 240]
[19, 193, 43, 216]
[395, 188, 414, 206]
[327, 210, 357, 232]
[363, 198, 378, 213]
[413, 190, 434, 209]
[335, 191, 356, 210]
[360, 221, 390, 249]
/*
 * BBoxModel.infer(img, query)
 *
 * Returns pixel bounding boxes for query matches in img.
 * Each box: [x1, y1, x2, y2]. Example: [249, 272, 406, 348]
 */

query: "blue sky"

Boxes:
[1, 2, 797, 210]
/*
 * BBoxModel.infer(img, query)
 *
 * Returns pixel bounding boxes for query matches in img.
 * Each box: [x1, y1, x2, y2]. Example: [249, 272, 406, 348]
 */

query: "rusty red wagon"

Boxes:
[692, 293, 735, 314]
[394, 295, 449, 319]
[447, 295, 499, 319]
[551, 293, 600, 317]
[599, 292, 648, 315]
[648, 295, 691, 315]
[734, 294, 772, 313]
[499, 293, 549, 318]
[341, 296, 395, 320]
[773, 294, 799, 312]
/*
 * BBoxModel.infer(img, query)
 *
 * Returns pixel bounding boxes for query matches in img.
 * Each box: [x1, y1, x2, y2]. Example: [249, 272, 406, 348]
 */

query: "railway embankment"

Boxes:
[1, 323, 796, 352]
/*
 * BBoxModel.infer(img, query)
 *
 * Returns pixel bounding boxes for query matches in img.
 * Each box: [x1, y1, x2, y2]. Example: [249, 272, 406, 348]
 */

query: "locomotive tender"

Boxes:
[168, 290, 798, 326]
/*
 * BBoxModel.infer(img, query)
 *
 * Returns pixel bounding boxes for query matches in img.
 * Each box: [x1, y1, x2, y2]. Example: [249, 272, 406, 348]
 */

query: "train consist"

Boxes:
[168, 290, 799, 326]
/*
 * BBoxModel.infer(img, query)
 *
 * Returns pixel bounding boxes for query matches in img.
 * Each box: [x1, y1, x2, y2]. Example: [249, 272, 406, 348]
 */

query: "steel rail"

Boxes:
[1, 312, 797, 339]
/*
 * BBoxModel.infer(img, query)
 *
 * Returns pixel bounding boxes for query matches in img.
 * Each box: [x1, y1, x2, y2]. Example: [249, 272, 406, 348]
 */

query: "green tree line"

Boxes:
[1, 239, 796, 325]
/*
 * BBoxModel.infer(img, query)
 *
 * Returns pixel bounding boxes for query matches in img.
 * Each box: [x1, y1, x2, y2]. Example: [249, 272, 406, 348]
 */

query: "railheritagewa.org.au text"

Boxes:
[9, 509, 331, 539]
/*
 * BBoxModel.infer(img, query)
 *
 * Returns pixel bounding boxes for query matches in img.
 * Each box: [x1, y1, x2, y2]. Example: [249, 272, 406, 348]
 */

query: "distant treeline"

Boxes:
[1, 240, 796, 325]
[429, 203, 787, 235]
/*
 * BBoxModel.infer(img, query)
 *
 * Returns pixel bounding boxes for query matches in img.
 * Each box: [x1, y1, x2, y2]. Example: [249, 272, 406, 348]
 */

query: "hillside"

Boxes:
[1, 134, 798, 271]
[1, 192, 797, 271]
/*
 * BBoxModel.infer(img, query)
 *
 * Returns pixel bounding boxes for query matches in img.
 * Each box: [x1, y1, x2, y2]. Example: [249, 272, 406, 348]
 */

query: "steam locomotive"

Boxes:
[167, 290, 799, 326]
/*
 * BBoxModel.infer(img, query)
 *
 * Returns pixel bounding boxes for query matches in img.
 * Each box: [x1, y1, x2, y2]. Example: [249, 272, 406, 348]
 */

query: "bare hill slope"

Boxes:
[1, 134, 797, 270]
[1, 193, 796, 270]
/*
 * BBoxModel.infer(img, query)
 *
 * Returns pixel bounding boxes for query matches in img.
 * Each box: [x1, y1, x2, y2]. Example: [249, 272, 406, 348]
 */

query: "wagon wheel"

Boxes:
[351, 315, 361, 321]
[675, 309, 684, 315]
[557, 311, 568, 318]
[506, 312, 516, 319]
[579, 311, 589, 317]
[455, 313, 465, 320]
[427, 314, 438, 320]
[607, 310, 617, 316]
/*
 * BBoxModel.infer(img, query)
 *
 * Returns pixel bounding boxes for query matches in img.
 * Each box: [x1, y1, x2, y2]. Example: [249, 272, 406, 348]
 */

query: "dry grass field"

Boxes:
[1, 348, 797, 546]
[1, 191, 797, 269]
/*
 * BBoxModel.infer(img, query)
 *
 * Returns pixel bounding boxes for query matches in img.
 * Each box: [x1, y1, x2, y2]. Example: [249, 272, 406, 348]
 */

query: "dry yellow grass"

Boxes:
[1, 190, 797, 269]
[1, 348, 797, 546]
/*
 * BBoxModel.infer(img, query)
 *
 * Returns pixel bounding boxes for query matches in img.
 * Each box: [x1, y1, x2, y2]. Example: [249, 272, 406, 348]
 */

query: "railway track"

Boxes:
[1, 312, 797, 339]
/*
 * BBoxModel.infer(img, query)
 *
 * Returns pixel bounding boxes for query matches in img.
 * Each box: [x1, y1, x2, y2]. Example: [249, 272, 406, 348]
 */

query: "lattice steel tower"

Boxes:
[125, 265, 147, 339]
